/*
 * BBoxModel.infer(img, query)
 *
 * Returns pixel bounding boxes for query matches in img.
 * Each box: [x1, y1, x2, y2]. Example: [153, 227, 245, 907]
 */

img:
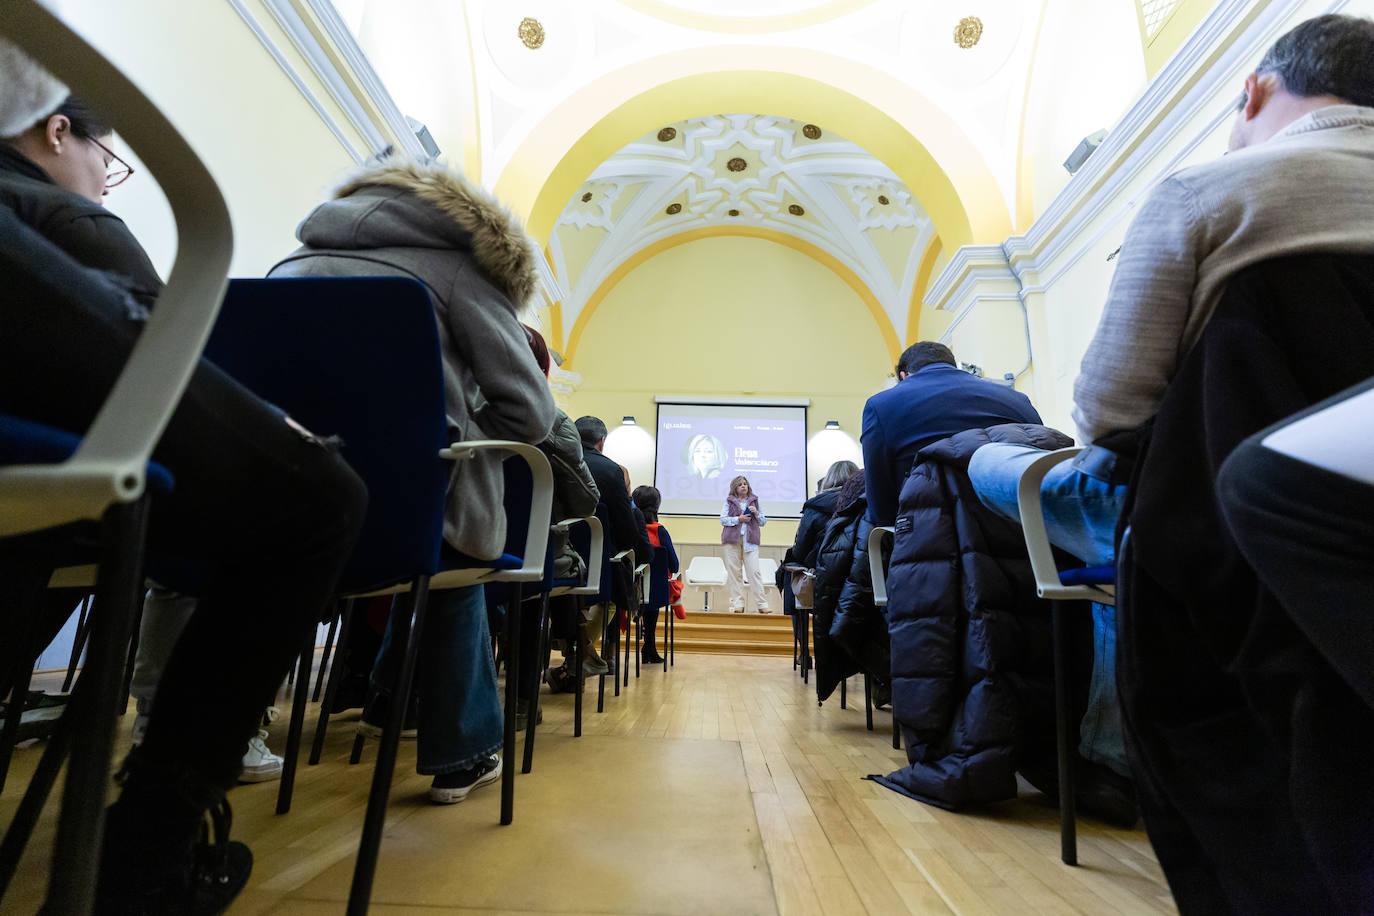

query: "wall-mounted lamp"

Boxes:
[622, 416, 635, 425]
[824, 420, 840, 430]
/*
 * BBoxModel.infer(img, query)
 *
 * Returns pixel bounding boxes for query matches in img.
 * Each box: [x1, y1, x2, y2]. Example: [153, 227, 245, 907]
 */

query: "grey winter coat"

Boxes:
[270, 160, 556, 559]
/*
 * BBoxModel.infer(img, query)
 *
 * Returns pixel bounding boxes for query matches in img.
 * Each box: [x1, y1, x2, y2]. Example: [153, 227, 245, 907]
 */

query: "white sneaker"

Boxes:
[239, 729, 284, 783]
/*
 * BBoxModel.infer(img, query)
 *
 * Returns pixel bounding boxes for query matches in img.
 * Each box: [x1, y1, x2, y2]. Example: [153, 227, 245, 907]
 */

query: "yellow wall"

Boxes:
[61, 0, 364, 278]
[567, 235, 891, 545]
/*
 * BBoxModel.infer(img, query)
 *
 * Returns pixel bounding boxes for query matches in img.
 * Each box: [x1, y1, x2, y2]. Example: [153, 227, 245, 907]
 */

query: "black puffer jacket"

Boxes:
[874, 423, 1071, 811]
[829, 504, 886, 689]
[0, 143, 161, 308]
[811, 473, 867, 703]
[775, 486, 841, 590]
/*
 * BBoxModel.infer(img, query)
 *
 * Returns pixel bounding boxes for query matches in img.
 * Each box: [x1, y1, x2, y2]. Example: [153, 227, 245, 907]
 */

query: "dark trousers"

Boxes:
[0, 220, 367, 792]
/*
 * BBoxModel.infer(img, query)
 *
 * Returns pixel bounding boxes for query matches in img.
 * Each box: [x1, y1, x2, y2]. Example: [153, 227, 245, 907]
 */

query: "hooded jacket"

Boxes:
[775, 486, 842, 591]
[270, 159, 556, 559]
[875, 423, 1071, 811]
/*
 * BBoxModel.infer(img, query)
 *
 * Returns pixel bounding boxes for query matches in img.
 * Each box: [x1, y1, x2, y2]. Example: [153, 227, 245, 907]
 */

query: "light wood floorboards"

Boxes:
[4, 654, 1175, 914]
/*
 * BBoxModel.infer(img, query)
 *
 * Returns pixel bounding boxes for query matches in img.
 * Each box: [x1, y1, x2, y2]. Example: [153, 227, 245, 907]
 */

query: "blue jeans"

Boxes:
[372, 584, 503, 775]
[967, 442, 1130, 777]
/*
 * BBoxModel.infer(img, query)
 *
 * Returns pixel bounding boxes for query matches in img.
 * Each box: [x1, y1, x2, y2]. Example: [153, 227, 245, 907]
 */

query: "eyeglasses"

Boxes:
[87, 136, 134, 189]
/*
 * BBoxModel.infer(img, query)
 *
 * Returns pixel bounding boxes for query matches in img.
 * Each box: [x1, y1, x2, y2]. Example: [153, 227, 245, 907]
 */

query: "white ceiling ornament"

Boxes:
[844, 179, 920, 230]
[557, 181, 625, 231]
[549, 114, 941, 349]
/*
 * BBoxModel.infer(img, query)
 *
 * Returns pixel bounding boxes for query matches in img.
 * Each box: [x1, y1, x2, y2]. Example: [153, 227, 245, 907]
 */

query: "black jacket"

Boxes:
[810, 474, 867, 702]
[0, 143, 161, 308]
[583, 447, 651, 611]
[775, 487, 841, 590]
[1120, 254, 1374, 914]
[875, 423, 1071, 811]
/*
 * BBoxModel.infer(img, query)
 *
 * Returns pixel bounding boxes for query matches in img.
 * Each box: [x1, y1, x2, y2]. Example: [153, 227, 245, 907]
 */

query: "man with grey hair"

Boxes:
[966, 13, 1374, 912]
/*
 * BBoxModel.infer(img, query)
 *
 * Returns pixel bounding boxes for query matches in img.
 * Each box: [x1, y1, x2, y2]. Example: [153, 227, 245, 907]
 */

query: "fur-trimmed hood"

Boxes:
[297, 158, 536, 308]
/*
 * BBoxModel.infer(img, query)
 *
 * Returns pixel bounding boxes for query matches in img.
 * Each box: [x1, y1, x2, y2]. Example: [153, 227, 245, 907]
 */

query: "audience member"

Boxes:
[780, 459, 857, 578]
[861, 342, 1039, 527]
[1, 56, 367, 909]
[966, 8, 1374, 789]
[631, 485, 678, 664]
[270, 154, 556, 803]
[719, 475, 768, 613]
[517, 328, 599, 725]
[572, 415, 651, 676]
[809, 471, 884, 705]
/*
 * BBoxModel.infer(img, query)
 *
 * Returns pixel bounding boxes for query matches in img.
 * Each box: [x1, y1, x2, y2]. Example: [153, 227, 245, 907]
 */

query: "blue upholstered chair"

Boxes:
[0, 4, 231, 911]
[199, 277, 552, 915]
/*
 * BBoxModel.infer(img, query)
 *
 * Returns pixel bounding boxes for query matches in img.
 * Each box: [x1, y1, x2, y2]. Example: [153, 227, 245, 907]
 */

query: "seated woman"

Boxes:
[0, 94, 287, 781]
[1, 54, 366, 913]
[631, 485, 678, 664]
[270, 153, 556, 802]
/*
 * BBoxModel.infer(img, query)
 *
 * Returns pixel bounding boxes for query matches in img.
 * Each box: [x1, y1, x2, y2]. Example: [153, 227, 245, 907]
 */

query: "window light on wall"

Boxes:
[1139, 0, 1182, 40]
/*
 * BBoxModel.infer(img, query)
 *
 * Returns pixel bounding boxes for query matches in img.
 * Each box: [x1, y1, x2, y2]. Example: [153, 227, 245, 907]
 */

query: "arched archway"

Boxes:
[493, 46, 1013, 253]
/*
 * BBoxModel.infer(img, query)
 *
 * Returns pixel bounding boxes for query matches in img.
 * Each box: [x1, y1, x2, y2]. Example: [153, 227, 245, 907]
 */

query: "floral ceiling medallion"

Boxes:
[802, 124, 822, 139]
[787, 204, 805, 216]
[726, 157, 748, 172]
[953, 15, 983, 49]
[657, 127, 677, 142]
[518, 17, 545, 49]
[665, 203, 682, 214]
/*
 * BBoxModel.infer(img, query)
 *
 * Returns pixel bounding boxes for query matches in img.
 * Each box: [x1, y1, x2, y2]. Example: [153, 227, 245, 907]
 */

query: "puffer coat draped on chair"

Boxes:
[873, 423, 1070, 810]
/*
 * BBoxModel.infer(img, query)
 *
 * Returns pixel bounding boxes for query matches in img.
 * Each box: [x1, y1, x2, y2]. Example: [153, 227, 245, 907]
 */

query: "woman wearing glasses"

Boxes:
[0, 95, 158, 307]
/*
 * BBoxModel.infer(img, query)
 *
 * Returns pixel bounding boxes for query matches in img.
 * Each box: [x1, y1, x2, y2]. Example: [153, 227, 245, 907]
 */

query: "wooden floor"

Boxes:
[4, 655, 1176, 915]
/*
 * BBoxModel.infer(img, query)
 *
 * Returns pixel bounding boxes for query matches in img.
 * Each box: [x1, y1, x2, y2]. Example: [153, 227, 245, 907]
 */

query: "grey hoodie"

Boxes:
[271, 160, 556, 559]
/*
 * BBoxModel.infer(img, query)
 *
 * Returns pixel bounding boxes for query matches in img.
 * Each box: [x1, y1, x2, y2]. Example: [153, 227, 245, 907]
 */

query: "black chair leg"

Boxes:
[893, 715, 901, 750]
[801, 612, 811, 685]
[629, 612, 637, 684]
[668, 610, 673, 670]
[522, 588, 551, 774]
[597, 608, 609, 713]
[309, 598, 357, 766]
[573, 607, 584, 738]
[864, 674, 874, 731]
[61, 594, 93, 694]
[312, 613, 340, 703]
[49, 496, 151, 914]
[275, 636, 315, 815]
[500, 582, 520, 826]
[1052, 599, 1078, 866]
[611, 618, 621, 698]
[840, 676, 847, 709]
[347, 576, 430, 916]
[115, 592, 145, 718]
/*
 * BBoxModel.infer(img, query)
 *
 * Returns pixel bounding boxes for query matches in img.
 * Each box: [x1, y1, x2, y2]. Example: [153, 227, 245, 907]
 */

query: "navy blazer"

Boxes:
[861, 364, 1041, 525]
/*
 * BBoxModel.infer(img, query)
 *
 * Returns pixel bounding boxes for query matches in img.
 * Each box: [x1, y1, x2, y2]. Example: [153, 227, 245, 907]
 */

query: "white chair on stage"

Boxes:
[682, 555, 726, 611]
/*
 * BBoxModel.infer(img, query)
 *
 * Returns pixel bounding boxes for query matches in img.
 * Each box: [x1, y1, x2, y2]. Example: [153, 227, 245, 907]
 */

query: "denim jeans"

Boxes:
[967, 442, 1130, 777]
[372, 584, 503, 775]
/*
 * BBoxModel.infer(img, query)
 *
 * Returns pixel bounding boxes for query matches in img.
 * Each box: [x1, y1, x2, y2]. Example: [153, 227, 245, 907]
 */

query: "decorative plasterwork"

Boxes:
[549, 114, 936, 347]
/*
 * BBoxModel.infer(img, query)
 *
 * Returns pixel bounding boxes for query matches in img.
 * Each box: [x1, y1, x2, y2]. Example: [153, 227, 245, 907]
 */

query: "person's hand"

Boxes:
[738, 515, 750, 525]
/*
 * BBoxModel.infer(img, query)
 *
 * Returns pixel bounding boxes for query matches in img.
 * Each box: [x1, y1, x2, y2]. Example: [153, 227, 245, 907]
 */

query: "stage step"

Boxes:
[654, 610, 810, 658]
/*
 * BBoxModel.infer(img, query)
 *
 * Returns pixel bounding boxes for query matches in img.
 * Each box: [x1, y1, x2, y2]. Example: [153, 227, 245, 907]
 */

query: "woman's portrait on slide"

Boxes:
[682, 434, 726, 479]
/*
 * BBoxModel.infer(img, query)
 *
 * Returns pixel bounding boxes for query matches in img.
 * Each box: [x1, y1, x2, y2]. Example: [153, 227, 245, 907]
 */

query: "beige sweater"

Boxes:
[1073, 105, 1374, 443]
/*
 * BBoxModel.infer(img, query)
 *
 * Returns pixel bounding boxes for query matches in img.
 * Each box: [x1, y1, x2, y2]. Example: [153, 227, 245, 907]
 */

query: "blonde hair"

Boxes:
[729, 475, 752, 498]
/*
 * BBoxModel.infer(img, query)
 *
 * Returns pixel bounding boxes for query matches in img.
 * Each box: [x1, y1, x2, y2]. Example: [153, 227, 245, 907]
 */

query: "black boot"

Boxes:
[95, 749, 253, 915]
[641, 644, 663, 664]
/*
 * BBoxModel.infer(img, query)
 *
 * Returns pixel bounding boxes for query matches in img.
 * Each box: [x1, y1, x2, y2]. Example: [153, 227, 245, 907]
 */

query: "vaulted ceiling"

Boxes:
[550, 114, 936, 348]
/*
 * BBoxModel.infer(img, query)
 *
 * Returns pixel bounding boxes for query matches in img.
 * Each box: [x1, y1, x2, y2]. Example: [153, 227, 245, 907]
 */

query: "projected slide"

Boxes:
[655, 403, 807, 517]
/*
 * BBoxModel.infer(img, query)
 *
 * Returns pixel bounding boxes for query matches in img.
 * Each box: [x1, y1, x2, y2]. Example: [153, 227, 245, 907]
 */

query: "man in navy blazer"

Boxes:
[862, 342, 1041, 525]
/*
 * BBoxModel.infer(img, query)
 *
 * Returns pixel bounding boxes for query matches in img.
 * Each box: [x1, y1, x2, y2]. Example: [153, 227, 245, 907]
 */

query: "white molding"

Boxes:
[259, 0, 389, 154]
[532, 242, 567, 305]
[298, 0, 428, 160]
[225, 0, 362, 162]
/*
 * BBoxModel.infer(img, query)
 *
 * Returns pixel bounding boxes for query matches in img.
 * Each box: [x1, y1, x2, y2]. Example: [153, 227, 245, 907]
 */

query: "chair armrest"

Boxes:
[868, 526, 895, 606]
[635, 563, 650, 604]
[556, 515, 603, 595]
[440, 440, 553, 583]
[0, 2, 232, 536]
[1014, 446, 1111, 600]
